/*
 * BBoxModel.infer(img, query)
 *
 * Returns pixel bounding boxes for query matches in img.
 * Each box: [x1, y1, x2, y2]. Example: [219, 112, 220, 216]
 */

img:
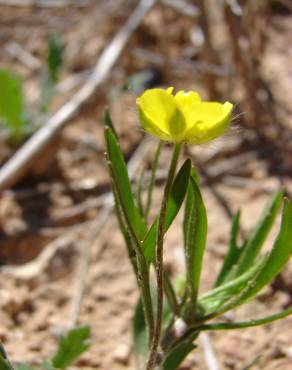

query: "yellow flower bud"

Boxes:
[136, 88, 233, 144]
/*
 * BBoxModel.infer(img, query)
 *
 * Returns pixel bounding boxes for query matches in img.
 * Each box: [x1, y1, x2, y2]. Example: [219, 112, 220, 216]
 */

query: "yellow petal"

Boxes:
[174, 90, 201, 127]
[136, 88, 176, 136]
[174, 90, 201, 104]
[137, 88, 186, 142]
[183, 101, 233, 144]
[138, 107, 171, 140]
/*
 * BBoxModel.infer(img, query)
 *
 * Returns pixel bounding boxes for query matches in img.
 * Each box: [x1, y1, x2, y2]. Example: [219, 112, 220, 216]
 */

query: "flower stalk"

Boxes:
[146, 143, 182, 370]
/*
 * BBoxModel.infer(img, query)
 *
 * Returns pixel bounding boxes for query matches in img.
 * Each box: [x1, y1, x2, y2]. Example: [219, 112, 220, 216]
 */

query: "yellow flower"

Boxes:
[136, 87, 233, 144]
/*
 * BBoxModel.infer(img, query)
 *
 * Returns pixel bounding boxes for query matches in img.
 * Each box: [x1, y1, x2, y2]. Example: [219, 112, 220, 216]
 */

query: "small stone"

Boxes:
[113, 344, 131, 365]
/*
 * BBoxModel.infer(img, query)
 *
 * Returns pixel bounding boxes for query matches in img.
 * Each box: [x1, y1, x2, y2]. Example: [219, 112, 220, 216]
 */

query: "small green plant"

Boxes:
[0, 326, 90, 370]
[104, 87, 292, 370]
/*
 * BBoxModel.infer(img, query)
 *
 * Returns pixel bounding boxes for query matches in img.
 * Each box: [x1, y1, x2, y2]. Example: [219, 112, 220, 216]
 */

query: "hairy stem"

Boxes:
[146, 143, 182, 370]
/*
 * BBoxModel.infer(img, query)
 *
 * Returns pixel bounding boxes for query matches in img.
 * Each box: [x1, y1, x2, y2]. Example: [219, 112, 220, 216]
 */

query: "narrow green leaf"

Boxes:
[104, 125, 147, 240]
[214, 210, 241, 287]
[52, 326, 90, 369]
[234, 192, 282, 276]
[142, 159, 191, 264]
[162, 339, 196, 370]
[183, 174, 207, 306]
[164, 158, 191, 229]
[197, 306, 292, 331]
[209, 198, 292, 317]
[103, 108, 118, 138]
[104, 114, 154, 340]
[199, 256, 267, 314]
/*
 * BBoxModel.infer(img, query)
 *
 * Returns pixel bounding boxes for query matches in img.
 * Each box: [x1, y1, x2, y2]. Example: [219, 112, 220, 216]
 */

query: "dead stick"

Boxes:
[0, 0, 157, 191]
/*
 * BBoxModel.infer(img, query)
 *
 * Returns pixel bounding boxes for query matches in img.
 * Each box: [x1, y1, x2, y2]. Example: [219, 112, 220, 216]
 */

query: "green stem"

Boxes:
[146, 143, 182, 370]
[145, 140, 162, 220]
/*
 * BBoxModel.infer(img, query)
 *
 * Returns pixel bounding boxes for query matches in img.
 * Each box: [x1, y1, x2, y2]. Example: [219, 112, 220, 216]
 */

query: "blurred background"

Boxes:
[0, 0, 291, 369]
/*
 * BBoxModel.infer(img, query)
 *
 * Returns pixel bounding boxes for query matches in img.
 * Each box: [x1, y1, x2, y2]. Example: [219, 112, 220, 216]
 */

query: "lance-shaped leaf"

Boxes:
[104, 113, 147, 240]
[142, 159, 191, 264]
[233, 192, 282, 277]
[183, 173, 207, 306]
[104, 111, 154, 339]
[214, 210, 241, 287]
